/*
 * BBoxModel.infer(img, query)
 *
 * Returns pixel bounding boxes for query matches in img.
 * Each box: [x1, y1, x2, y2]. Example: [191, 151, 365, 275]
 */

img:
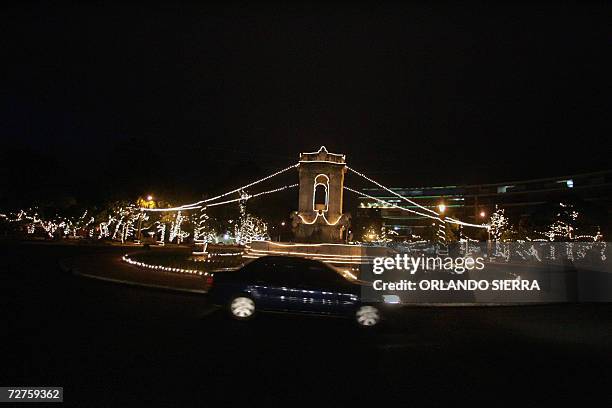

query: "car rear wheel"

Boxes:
[229, 296, 256, 320]
[356, 305, 380, 327]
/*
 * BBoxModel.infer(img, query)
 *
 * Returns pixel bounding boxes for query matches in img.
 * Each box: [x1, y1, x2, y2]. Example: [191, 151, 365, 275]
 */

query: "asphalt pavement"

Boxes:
[2, 242, 611, 407]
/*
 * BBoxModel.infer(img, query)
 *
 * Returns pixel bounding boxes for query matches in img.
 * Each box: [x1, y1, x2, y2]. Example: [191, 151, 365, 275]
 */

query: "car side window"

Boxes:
[300, 262, 345, 288]
[243, 260, 268, 278]
[272, 263, 299, 286]
[249, 260, 296, 286]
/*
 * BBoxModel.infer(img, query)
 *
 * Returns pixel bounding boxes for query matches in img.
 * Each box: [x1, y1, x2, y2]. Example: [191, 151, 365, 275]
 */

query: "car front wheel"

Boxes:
[229, 296, 256, 320]
[356, 305, 380, 327]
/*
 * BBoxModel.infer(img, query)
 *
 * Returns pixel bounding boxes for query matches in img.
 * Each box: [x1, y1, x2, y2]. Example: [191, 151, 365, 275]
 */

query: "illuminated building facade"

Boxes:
[357, 170, 612, 238]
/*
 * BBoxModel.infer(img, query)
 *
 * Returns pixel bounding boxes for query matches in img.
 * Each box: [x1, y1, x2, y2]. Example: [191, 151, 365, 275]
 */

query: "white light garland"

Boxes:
[140, 164, 298, 212]
[347, 166, 439, 216]
[344, 186, 440, 220]
[122, 254, 208, 276]
[347, 166, 488, 229]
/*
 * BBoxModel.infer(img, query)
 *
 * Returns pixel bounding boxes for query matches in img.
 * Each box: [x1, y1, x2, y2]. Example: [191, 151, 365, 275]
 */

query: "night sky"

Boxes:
[2, 2, 610, 208]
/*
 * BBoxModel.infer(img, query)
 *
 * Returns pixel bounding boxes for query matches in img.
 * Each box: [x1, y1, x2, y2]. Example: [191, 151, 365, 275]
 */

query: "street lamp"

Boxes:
[479, 210, 490, 254]
[278, 221, 286, 241]
[436, 203, 448, 255]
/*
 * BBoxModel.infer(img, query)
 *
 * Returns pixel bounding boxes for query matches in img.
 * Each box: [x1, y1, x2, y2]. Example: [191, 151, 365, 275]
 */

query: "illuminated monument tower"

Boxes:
[291, 146, 351, 243]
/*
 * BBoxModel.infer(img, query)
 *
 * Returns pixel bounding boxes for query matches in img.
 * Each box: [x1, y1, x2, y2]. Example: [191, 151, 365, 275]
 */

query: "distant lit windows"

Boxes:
[497, 185, 513, 193]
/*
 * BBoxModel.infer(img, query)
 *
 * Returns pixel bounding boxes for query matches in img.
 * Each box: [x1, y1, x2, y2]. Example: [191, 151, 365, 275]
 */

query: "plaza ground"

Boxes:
[2, 242, 611, 406]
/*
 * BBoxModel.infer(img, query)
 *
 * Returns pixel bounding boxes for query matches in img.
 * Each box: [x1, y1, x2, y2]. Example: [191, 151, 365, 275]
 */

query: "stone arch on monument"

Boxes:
[313, 174, 329, 212]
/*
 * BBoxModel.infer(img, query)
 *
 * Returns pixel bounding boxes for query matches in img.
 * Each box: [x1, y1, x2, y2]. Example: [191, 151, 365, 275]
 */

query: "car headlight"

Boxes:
[383, 294, 401, 304]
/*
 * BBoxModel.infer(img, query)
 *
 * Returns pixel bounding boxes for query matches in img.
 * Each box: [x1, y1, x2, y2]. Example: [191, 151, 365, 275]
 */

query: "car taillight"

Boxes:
[205, 274, 214, 289]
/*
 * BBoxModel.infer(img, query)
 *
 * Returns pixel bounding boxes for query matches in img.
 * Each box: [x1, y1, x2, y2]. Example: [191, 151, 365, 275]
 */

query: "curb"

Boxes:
[61, 260, 208, 295]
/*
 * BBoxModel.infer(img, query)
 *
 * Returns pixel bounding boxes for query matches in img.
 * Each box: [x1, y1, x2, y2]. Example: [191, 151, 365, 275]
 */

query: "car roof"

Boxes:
[245, 256, 353, 281]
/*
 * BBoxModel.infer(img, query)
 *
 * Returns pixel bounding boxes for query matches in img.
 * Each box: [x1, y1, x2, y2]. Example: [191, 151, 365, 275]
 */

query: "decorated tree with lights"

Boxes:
[16, 208, 96, 239]
[110, 204, 141, 243]
[362, 225, 398, 244]
[489, 206, 509, 241]
[193, 206, 217, 244]
[168, 210, 190, 244]
[547, 203, 577, 241]
[362, 225, 381, 243]
[539, 202, 602, 242]
[156, 222, 166, 244]
[233, 192, 269, 245]
[92, 201, 132, 241]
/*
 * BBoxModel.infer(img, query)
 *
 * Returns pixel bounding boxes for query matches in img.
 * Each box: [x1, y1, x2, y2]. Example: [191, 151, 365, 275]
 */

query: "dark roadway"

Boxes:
[2, 243, 612, 407]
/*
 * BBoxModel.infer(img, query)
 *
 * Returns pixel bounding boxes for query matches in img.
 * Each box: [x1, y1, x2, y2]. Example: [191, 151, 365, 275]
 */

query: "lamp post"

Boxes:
[278, 221, 286, 241]
[137, 211, 144, 243]
[436, 203, 448, 255]
[137, 195, 154, 243]
[480, 210, 491, 256]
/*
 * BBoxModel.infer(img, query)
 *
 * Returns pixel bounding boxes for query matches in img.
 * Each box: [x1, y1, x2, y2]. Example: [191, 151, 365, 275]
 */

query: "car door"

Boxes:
[246, 259, 303, 311]
[293, 261, 359, 314]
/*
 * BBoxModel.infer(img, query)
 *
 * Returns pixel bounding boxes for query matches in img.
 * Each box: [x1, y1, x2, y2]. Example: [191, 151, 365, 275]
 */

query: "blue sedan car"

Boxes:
[207, 256, 385, 327]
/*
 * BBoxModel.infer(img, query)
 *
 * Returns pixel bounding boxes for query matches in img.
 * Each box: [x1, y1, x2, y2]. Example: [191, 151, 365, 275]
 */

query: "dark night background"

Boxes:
[1, 2, 610, 209]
